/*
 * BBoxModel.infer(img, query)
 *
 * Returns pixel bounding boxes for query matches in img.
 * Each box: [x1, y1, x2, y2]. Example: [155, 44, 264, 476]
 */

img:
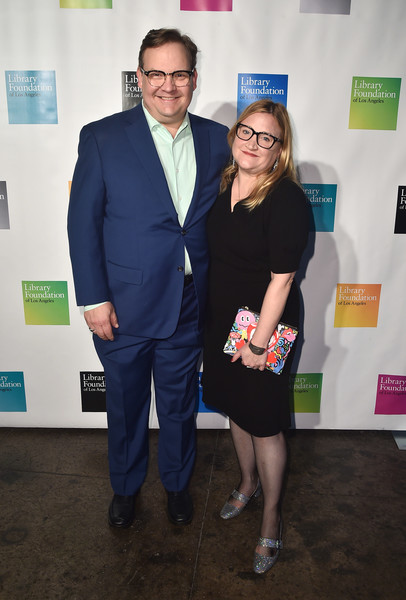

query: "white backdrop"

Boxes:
[0, 0, 405, 430]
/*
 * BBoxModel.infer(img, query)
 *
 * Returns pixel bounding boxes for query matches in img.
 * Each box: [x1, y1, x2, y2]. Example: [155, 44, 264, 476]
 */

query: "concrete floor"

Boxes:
[0, 427, 405, 600]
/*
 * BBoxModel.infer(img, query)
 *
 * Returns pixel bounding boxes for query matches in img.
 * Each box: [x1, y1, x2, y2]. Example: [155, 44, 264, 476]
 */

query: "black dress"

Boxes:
[202, 177, 309, 437]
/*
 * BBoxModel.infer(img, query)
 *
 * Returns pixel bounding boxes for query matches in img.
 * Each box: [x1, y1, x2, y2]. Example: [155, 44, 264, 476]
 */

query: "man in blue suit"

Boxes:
[68, 28, 229, 528]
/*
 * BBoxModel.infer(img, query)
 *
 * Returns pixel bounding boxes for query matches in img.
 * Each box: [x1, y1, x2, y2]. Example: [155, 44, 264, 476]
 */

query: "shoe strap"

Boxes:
[230, 488, 250, 504]
[258, 536, 283, 550]
[253, 481, 262, 498]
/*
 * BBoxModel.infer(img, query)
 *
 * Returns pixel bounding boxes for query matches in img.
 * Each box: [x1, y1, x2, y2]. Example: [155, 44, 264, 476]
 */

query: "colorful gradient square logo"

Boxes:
[60, 0, 112, 7]
[289, 374, 322, 413]
[300, 0, 351, 14]
[238, 74, 288, 117]
[5, 71, 58, 124]
[303, 184, 337, 232]
[0, 181, 10, 229]
[0, 372, 26, 412]
[22, 281, 70, 325]
[349, 77, 401, 130]
[375, 374, 406, 415]
[181, 0, 232, 10]
[334, 284, 381, 327]
[198, 372, 222, 413]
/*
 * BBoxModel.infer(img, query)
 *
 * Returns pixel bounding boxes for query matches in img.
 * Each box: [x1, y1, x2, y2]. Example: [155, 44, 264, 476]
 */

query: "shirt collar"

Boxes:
[141, 101, 190, 138]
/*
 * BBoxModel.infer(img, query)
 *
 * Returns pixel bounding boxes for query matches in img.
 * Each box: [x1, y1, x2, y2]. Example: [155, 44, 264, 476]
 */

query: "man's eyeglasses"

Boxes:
[140, 68, 194, 88]
[236, 122, 283, 150]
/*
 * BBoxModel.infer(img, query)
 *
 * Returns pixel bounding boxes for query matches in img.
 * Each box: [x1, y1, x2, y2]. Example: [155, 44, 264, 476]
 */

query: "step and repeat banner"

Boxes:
[0, 0, 405, 430]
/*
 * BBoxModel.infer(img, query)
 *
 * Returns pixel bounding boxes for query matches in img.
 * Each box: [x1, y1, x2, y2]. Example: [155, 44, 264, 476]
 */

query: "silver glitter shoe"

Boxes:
[253, 522, 283, 574]
[219, 481, 262, 520]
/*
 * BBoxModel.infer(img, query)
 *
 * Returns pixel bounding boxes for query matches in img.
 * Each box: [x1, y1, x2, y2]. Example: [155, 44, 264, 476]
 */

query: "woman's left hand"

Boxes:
[231, 342, 268, 371]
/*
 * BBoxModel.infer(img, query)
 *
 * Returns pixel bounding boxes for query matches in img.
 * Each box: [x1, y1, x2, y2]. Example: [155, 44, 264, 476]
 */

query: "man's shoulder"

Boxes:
[82, 104, 142, 132]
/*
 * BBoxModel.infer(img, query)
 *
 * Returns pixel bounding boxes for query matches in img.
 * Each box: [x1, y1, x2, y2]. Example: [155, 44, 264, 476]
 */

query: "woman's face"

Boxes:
[232, 112, 283, 177]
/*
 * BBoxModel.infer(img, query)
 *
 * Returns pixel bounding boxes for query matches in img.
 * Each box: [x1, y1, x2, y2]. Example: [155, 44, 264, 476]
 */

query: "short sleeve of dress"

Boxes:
[264, 178, 309, 274]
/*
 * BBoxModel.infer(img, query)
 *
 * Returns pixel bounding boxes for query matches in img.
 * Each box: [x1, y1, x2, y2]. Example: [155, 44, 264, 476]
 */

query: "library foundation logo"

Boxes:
[303, 184, 337, 232]
[289, 374, 322, 413]
[237, 74, 288, 117]
[0, 181, 10, 229]
[0, 372, 26, 412]
[81, 372, 106, 412]
[122, 72, 142, 111]
[349, 77, 401, 130]
[334, 283, 381, 327]
[375, 375, 406, 415]
[22, 281, 70, 325]
[181, 0, 232, 10]
[394, 186, 406, 234]
[60, 0, 112, 7]
[5, 71, 58, 124]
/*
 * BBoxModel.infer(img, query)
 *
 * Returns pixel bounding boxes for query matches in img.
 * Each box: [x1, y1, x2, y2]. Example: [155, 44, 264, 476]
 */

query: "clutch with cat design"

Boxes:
[223, 306, 298, 375]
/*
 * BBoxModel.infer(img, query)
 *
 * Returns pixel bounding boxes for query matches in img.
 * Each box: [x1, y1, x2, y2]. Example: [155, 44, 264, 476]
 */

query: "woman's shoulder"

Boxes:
[272, 177, 307, 201]
[264, 177, 309, 219]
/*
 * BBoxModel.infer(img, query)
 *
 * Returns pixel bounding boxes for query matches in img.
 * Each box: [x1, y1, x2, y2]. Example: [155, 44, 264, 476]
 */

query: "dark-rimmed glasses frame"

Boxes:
[236, 122, 283, 150]
[140, 68, 194, 87]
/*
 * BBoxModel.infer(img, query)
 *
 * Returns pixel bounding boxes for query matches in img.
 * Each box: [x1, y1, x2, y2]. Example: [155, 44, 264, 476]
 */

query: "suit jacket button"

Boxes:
[181, 229, 186, 235]
[177, 266, 184, 272]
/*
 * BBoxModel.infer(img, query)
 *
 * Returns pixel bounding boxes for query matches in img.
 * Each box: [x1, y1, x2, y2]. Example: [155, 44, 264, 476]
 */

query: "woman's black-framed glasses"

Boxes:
[236, 122, 283, 150]
[140, 68, 194, 87]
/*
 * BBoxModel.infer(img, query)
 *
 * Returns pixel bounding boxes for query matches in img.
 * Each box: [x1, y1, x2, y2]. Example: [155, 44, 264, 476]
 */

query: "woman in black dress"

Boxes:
[203, 100, 308, 574]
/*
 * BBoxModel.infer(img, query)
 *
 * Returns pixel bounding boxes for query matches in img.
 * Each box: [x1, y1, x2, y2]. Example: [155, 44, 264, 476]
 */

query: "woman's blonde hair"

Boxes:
[221, 100, 299, 210]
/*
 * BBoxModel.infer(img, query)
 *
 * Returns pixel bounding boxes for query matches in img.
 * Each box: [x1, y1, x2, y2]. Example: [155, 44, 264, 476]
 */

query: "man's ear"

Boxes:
[192, 69, 198, 92]
[136, 67, 143, 91]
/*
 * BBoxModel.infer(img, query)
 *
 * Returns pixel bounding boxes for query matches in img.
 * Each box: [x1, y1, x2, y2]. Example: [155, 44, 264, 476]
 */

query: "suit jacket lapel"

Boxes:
[123, 107, 211, 226]
[185, 113, 210, 226]
[123, 105, 179, 222]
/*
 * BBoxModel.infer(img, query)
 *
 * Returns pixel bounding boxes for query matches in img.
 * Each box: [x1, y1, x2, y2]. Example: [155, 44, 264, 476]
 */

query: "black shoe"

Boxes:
[108, 494, 136, 528]
[167, 490, 193, 525]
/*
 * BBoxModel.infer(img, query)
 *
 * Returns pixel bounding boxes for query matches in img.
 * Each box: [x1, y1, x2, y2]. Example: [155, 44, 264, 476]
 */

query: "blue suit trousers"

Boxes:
[94, 282, 201, 495]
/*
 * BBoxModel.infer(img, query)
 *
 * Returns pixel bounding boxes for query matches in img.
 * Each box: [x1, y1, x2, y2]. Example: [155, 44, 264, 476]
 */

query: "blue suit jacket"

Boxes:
[68, 104, 229, 338]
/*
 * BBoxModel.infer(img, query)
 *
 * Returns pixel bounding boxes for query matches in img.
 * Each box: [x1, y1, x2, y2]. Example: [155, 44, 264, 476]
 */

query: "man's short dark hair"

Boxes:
[138, 28, 198, 70]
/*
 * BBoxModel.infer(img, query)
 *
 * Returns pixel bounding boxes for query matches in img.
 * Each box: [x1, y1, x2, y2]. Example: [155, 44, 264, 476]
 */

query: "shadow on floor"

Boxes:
[0, 428, 405, 599]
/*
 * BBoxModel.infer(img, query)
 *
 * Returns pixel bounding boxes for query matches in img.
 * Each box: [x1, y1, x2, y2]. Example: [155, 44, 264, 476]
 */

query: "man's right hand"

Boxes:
[84, 302, 119, 341]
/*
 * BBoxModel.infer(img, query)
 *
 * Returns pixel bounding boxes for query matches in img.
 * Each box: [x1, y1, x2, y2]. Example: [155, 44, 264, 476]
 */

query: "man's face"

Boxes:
[137, 42, 197, 134]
